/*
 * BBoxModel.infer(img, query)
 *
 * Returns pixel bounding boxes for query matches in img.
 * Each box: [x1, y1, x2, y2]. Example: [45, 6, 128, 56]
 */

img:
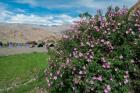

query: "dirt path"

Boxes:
[0, 47, 47, 56]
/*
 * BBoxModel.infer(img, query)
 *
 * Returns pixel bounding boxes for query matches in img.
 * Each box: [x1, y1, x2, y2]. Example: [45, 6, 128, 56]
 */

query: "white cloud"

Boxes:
[15, 0, 37, 6]
[0, 9, 14, 22]
[0, 0, 137, 26]
[0, 9, 78, 26]
[14, 0, 137, 9]
[77, 0, 137, 9]
[0, 1, 78, 26]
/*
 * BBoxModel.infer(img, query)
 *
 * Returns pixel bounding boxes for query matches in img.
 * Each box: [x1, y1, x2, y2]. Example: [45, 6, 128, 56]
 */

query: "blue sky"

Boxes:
[0, 0, 137, 26]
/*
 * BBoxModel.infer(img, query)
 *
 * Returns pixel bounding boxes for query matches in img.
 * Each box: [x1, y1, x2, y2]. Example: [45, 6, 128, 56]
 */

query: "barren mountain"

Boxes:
[129, 0, 140, 15]
[0, 23, 70, 43]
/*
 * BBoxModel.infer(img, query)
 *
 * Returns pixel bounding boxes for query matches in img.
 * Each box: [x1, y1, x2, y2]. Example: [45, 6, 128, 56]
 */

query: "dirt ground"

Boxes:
[0, 47, 47, 56]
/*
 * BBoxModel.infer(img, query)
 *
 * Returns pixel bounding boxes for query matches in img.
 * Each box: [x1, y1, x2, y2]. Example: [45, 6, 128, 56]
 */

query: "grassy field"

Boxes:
[0, 52, 49, 93]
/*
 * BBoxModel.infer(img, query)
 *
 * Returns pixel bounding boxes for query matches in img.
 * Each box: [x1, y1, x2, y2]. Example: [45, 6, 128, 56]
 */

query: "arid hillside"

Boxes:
[0, 23, 70, 43]
[129, 0, 140, 15]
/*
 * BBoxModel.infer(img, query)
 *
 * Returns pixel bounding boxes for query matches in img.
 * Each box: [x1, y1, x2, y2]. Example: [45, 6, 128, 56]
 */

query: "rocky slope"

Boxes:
[0, 23, 70, 43]
[129, 0, 140, 15]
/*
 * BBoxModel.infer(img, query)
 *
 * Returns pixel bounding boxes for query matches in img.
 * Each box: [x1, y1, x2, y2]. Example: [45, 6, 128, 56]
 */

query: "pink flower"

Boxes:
[53, 76, 57, 80]
[90, 44, 94, 48]
[131, 31, 135, 35]
[94, 26, 100, 32]
[90, 80, 94, 84]
[78, 75, 81, 78]
[48, 83, 51, 87]
[87, 58, 92, 62]
[79, 52, 83, 57]
[46, 78, 49, 83]
[104, 85, 111, 93]
[86, 42, 90, 46]
[80, 42, 84, 46]
[73, 49, 78, 58]
[124, 75, 129, 79]
[138, 28, 140, 32]
[96, 28, 100, 32]
[102, 63, 110, 69]
[106, 41, 110, 45]
[125, 71, 128, 75]
[115, 68, 118, 71]
[82, 66, 86, 70]
[66, 58, 71, 65]
[119, 55, 123, 60]
[97, 75, 103, 81]
[101, 57, 106, 63]
[129, 28, 132, 31]
[101, 39, 105, 43]
[73, 48, 77, 51]
[126, 31, 129, 34]
[79, 71, 83, 75]
[130, 59, 134, 63]
[124, 79, 128, 84]
[110, 77, 113, 81]
[50, 73, 52, 76]
[135, 24, 138, 26]
[112, 29, 116, 32]
[124, 71, 129, 79]
[89, 55, 93, 59]
[93, 75, 103, 81]
[56, 70, 60, 75]
[107, 28, 110, 31]
[61, 63, 66, 68]
[93, 76, 97, 80]
[73, 78, 79, 84]
[104, 88, 109, 93]
[63, 35, 69, 39]
[106, 85, 111, 91]
[118, 23, 121, 26]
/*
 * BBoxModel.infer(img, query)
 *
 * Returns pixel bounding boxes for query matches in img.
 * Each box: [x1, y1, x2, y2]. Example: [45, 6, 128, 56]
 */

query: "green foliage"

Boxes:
[79, 12, 92, 19]
[46, 7, 140, 93]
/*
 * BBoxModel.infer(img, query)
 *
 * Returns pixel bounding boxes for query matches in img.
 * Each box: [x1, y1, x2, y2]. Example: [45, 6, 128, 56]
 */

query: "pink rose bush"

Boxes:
[46, 7, 140, 93]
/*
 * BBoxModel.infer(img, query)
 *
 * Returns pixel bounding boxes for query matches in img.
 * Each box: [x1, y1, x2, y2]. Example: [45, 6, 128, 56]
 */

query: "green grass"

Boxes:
[0, 52, 49, 93]
[4, 70, 48, 93]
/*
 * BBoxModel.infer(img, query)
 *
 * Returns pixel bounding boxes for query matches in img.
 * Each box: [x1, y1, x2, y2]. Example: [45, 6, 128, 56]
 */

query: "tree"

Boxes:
[79, 12, 92, 19]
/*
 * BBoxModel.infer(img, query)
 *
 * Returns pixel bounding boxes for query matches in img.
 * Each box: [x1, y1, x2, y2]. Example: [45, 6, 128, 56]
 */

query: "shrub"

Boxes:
[46, 7, 140, 93]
